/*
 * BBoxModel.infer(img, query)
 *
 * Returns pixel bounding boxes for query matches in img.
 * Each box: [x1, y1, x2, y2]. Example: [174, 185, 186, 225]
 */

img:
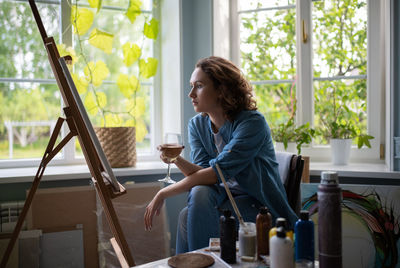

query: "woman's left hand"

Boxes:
[144, 190, 165, 231]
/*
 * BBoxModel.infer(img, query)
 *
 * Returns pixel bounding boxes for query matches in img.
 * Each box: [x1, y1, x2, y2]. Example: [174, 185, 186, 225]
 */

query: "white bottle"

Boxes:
[270, 226, 294, 268]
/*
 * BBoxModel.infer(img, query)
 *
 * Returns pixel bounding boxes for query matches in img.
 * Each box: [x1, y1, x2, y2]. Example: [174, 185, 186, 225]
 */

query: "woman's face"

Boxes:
[188, 67, 221, 114]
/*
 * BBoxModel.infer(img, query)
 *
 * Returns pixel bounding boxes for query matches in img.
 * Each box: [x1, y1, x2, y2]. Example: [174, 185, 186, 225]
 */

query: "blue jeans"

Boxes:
[176, 185, 262, 254]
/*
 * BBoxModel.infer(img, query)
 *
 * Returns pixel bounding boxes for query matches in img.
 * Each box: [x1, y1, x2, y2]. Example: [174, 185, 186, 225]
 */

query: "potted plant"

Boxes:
[272, 117, 315, 155]
[59, 1, 159, 167]
[319, 117, 374, 165]
[318, 95, 374, 165]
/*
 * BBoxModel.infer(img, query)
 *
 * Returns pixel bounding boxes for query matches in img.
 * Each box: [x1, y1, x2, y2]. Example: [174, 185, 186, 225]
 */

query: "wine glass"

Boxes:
[158, 133, 184, 184]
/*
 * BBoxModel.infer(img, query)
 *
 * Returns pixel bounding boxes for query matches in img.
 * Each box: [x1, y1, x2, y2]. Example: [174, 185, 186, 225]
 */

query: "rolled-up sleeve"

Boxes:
[209, 113, 267, 183]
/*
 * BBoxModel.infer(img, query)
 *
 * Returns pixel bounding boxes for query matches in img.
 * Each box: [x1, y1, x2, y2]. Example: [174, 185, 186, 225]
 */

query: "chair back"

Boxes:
[276, 151, 304, 215]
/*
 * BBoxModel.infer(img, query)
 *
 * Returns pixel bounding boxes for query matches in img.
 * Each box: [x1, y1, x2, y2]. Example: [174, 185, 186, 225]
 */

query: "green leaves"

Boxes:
[356, 134, 374, 149]
[88, 29, 114, 54]
[84, 91, 107, 116]
[271, 117, 315, 155]
[66, 0, 158, 135]
[84, 61, 110, 87]
[117, 74, 140, 98]
[71, 7, 94, 36]
[122, 42, 141, 66]
[144, 18, 159, 39]
[126, 0, 142, 24]
[88, 0, 102, 13]
[139, 58, 158, 79]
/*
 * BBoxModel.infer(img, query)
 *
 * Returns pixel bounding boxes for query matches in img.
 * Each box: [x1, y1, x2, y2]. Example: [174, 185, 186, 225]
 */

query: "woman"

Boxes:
[144, 56, 297, 253]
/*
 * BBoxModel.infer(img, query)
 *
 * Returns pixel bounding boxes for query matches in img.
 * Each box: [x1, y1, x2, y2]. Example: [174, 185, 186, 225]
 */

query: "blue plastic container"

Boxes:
[294, 210, 314, 262]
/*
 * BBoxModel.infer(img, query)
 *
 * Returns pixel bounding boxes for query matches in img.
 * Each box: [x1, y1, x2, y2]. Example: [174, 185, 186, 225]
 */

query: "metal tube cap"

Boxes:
[321, 171, 339, 185]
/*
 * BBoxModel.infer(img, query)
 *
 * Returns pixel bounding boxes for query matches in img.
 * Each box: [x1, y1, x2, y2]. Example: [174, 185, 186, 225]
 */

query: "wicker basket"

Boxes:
[94, 127, 136, 168]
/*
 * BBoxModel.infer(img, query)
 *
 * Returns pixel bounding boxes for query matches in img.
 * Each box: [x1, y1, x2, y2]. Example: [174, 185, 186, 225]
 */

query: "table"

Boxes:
[134, 249, 268, 268]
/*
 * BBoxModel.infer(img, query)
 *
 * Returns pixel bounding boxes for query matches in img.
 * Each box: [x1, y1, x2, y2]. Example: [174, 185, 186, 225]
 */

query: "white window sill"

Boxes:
[0, 161, 399, 184]
[309, 162, 400, 179]
[0, 161, 180, 184]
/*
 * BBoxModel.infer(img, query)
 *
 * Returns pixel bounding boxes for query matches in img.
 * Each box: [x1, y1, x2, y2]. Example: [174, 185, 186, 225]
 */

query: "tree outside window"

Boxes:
[239, 0, 368, 146]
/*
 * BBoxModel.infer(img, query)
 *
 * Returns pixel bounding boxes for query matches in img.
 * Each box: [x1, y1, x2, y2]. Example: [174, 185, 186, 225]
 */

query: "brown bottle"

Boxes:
[256, 206, 272, 259]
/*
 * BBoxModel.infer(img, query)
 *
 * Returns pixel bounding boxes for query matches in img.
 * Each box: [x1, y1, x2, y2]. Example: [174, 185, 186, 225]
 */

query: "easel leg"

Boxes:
[93, 180, 136, 267]
[0, 117, 74, 268]
[0, 166, 45, 268]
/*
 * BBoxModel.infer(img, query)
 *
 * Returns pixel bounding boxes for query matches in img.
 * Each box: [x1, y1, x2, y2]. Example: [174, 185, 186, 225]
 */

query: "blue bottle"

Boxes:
[294, 210, 314, 263]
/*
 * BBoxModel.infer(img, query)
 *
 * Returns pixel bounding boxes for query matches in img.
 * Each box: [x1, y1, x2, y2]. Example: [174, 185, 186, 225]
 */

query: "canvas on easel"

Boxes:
[0, 0, 135, 267]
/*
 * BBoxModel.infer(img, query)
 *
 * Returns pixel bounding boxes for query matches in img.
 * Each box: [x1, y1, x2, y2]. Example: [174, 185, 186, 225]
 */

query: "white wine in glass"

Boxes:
[158, 133, 184, 184]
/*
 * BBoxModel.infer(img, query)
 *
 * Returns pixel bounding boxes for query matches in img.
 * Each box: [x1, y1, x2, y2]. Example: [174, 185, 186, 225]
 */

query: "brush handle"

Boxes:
[215, 164, 245, 226]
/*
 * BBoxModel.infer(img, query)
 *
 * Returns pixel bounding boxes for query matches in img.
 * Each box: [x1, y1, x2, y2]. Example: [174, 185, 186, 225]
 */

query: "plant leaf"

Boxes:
[71, 7, 94, 36]
[88, 0, 102, 13]
[117, 74, 140, 98]
[126, 0, 142, 24]
[101, 114, 123, 127]
[84, 61, 110, 87]
[84, 92, 98, 116]
[88, 29, 114, 54]
[71, 73, 88, 94]
[122, 42, 141, 66]
[135, 119, 148, 142]
[139, 57, 158, 78]
[126, 96, 146, 118]
[144, 18, 159, 40]
[95, 91, 107, 109]
[124, 119, 135, 127]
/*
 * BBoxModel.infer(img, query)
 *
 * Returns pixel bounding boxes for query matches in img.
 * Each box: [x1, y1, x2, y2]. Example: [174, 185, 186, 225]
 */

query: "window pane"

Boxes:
[0, 1, 60, 79]
[0, 82, 62, 159]
[254, 83, 296, 125]
[239, 3, 296, 127]
[68, 1, 156, 155]
[312, 0, 367, 144]
[313, 78, 367, 145]
[312, 0, 367, 77]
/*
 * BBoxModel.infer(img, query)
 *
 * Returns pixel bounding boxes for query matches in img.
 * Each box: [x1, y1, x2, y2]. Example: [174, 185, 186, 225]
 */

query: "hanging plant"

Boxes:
[58, 0, 159, 143]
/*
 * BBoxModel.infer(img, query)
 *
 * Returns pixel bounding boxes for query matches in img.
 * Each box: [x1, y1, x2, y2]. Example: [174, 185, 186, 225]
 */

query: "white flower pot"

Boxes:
[330, 138, 352, 165]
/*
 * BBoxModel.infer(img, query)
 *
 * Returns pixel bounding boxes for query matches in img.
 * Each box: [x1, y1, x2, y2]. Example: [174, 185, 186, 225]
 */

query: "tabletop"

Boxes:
[134, 249, 268, 268]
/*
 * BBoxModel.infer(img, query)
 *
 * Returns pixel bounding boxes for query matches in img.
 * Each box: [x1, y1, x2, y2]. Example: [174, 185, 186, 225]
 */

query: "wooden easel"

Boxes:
[0, 1, 135, 267]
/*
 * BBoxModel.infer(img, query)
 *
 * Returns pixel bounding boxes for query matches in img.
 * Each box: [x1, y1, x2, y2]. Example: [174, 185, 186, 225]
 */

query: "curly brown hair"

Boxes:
[195, 56, 257, 121]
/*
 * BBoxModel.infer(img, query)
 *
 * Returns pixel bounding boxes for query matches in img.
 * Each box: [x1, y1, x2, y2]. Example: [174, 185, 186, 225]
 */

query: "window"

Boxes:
[223, 0, 383, 162]
[0, 0, 159, 168]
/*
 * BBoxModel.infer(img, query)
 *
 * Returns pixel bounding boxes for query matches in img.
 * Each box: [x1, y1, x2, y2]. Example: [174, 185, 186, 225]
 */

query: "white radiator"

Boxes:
[0, 201, 26, 233]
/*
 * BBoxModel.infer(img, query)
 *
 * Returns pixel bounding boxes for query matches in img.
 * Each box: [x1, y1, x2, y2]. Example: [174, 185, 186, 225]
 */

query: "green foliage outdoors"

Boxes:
[0, 0, 158, 159]
[269, 80, 315, 154]
[0, 1, 61, 159]
[63, 0, 159, 143]
[241, 0, 373, 149]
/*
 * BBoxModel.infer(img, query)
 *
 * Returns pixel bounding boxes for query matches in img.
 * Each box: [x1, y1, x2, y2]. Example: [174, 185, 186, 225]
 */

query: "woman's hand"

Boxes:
[157, 145, 177, 164]
[144, 190, 165, 231]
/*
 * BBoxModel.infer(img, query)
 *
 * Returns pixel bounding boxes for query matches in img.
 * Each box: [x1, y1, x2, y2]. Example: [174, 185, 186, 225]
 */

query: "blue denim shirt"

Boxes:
[188, 110, 298, 227]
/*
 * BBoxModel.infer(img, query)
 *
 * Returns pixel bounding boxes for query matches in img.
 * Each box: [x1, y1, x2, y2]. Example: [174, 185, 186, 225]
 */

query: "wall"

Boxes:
[0, 173, 187, 256]
[180, 0, 213, 159]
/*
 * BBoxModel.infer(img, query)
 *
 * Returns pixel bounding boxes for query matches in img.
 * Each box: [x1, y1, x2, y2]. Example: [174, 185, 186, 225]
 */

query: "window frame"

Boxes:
[216, 0, 384, 163]
[0, 0, 161, 168]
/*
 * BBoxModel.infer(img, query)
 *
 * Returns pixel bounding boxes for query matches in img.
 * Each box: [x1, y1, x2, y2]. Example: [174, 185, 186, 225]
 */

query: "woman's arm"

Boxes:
[157, 145, 202, 176]
[144, 167, 217, 230]
[173, 155, 202, 176]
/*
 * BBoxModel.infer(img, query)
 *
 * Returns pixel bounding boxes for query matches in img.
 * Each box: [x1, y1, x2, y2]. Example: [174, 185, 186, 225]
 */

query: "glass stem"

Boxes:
[166, 163, 171, 178]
